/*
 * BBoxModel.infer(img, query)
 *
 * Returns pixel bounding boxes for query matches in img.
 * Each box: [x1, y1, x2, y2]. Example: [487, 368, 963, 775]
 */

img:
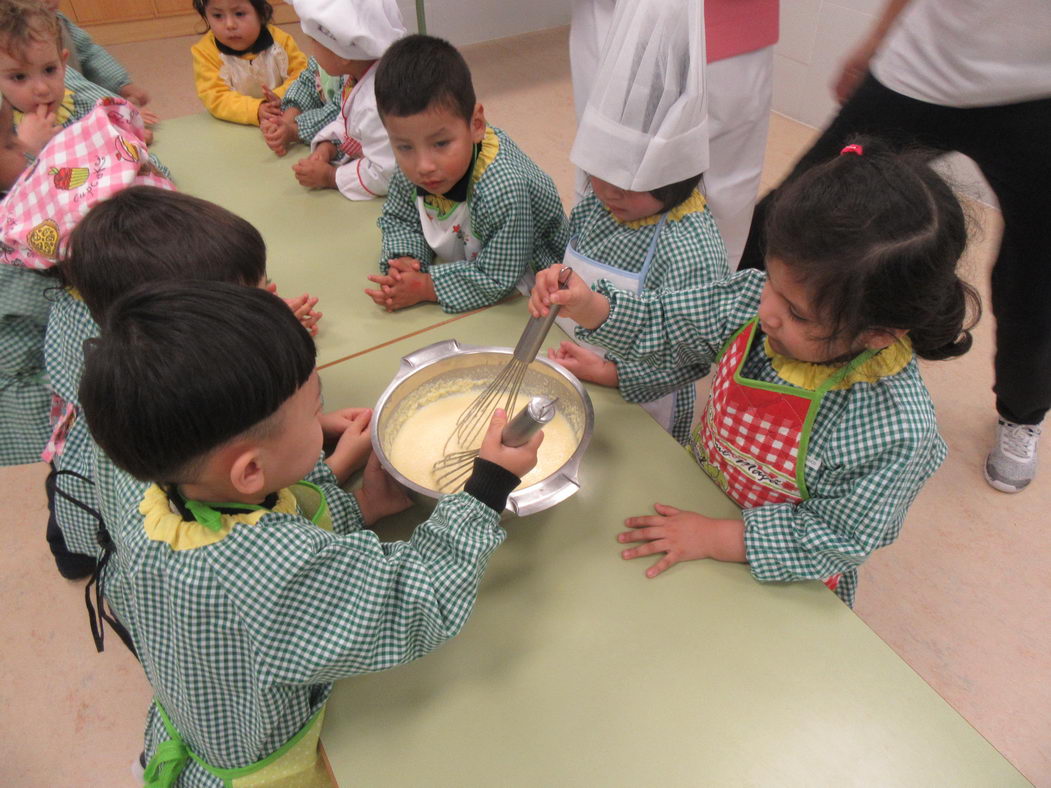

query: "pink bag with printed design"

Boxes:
[0, 97, 174, 270]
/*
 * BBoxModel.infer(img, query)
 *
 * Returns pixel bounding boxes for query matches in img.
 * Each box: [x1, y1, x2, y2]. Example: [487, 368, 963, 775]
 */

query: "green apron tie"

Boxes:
[143, 737, 189, 787]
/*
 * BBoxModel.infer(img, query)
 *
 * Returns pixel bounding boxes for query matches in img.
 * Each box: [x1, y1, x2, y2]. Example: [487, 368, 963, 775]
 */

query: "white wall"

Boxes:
[774, 0, 996, 206]
[395, 0, 570, 47]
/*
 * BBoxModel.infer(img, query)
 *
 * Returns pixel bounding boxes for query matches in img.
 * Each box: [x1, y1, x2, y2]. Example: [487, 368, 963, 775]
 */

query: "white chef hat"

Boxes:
[290, 0, 406, 60]
[571, 0, 707, 192]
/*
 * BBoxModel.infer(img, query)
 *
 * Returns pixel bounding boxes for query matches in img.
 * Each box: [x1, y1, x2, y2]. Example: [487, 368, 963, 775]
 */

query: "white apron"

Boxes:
[218, 45, 290, 99]
[558, 214, 675, 430]
[415, 188, 535, 296]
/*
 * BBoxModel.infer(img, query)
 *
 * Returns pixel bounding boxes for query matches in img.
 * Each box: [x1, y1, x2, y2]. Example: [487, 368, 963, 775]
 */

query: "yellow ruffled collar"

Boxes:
[422, 125, 499, 216]
[764, 336, 914, 391]
[13, 89, 75, 127]
[139, 484, 298, 551]
[613, 189, 708, 229]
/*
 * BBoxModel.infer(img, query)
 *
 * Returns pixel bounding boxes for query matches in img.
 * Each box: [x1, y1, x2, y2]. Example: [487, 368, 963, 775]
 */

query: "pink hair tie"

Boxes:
[840, 144, 863, 156]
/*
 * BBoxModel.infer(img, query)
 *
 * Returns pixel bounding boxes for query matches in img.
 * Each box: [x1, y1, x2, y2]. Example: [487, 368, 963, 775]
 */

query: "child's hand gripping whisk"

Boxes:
[443, 266, 574, 454]
[432, 396, 556, 492]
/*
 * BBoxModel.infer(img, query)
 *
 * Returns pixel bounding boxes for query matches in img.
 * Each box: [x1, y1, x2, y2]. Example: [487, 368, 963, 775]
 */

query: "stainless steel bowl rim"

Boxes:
[370, 338, 594, 516]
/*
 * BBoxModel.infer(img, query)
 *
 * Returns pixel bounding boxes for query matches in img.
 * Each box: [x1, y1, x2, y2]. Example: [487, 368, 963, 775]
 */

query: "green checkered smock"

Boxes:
[95, 452, 507, 786]
[0, 264, 52, 466]
[580, 269, 946, 606]
[58, 12, 131, 94]
[279, 57, 343, 145]
[379, 126, 569, 313]
[42, 290, 100, 555]
[566, 191, 729, 444]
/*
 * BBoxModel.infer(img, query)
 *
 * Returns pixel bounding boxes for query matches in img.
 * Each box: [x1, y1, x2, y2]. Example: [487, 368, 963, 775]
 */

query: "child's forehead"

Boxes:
[0, 33, 62, 66]
[385, 104, 469, 137]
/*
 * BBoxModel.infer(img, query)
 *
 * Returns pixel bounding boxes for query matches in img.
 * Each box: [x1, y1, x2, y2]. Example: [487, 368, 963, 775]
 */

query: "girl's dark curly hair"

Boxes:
[765, 135, 981, 361]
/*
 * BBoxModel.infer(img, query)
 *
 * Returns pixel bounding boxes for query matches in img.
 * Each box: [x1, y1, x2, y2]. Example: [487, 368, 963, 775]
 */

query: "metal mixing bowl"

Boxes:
[371, 339, 594, 516]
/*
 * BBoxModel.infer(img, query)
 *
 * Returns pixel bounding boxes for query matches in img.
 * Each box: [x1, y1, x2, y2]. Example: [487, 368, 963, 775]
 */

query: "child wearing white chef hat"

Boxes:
[288, 0, 404, 199]
[545, 0, 729, 445]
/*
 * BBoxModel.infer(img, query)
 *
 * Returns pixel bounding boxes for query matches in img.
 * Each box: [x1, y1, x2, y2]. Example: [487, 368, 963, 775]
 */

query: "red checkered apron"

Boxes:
[337, 71, 367, 159]
[689, 319, 874, 592]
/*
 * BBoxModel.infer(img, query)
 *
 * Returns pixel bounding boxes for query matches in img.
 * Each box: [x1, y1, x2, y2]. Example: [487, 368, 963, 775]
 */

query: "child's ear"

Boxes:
[470, 103, 485, 143]
[861, 327, 908, 351]
[228, 446, 267, 497]
[59, 48, 69, 67]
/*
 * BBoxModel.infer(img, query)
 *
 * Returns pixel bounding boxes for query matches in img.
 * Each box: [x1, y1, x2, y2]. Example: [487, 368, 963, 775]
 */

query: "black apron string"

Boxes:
[51, 469, 136, 657]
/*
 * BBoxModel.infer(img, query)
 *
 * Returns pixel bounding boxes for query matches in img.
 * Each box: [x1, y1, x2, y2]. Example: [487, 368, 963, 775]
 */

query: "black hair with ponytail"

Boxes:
[764, 136, 980, 361]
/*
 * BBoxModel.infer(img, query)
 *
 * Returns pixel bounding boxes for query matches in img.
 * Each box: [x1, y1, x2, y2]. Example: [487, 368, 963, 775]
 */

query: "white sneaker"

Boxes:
[984, 419, 1042, 493]
[130, 751, 146, 782]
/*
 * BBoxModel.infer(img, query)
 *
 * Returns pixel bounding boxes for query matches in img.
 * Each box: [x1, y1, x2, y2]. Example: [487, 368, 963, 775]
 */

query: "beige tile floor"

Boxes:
[2, 25, 1049, 787]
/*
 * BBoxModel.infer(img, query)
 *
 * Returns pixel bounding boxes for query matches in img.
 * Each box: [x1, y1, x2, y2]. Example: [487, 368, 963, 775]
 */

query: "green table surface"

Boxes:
[150, 114, 475, 366]
[317, 299, 1023, 786]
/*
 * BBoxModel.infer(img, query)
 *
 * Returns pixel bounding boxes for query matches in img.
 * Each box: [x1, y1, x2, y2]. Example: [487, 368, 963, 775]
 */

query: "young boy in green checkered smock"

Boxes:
[41, 187, 322, 583]
[365, 35, 568, 314]
[260, 56, 343, 156]
[542, 0, 728, 445]
[39, 0, 152, 109]
[530, 138, 980, 607]
[81, 281, 540, 787]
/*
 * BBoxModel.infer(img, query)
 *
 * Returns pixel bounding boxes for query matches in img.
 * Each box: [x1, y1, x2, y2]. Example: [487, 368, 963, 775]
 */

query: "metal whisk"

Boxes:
[443, 266, 573, 454]
[432, 396, 558, 492]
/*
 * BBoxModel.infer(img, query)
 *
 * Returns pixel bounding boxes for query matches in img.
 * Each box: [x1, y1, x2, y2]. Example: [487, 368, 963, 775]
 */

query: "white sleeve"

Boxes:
[332, 72, 394, 200]
[310, 115, 344, 150]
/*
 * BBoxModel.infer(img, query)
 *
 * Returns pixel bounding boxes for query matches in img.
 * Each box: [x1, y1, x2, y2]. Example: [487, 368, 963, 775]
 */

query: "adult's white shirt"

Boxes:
[871, 0, 1051, 108]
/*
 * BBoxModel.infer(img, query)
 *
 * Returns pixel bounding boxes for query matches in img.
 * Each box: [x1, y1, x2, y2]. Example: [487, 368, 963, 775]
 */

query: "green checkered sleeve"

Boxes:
[644, 208, 729, 289]
[280, 58, 342, 145]
[742, 364, 946, 606]
[64, 69, 172, 181]
[0, 265, 52, 465]
[235, 491, 507, 684]
[61, 13, 130, 93]
[302, 455, 367, 534]
[378, 169, 436, 270]
[580, 269, 765, 370]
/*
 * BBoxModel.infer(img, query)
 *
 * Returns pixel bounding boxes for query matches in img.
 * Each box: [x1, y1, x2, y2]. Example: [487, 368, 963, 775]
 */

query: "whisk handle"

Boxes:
[501, 396, 557, 447]
[512, 267, 573, 363]
[512, 307, 561, 362]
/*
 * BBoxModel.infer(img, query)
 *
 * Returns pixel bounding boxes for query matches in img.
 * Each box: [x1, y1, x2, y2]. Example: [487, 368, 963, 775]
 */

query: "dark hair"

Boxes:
[60, 187, 267, 322]
[79, 281, 316, 483]
[650, 173, 703, 214]
[375, 34, 475, 122]
[765, 136, 981, 361]
[192, 0, 273, 24]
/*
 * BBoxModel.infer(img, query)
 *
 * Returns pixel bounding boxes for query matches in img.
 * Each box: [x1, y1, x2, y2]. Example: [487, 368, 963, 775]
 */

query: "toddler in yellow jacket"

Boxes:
[191, 0, 307, 126]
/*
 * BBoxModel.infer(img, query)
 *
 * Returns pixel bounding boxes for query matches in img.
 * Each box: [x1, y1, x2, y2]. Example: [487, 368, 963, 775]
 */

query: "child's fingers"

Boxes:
[364, 288, 386, 304]
[645, 555, 675, 579]
[617, 527, 658, 544]
[620, 540, 666, 560]
[624, 514, 666, 528]
[653, 502, 682, 517]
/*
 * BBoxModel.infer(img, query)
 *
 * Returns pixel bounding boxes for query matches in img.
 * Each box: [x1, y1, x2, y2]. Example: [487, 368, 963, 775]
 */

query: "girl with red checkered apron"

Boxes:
[529, 138, 981, 605]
